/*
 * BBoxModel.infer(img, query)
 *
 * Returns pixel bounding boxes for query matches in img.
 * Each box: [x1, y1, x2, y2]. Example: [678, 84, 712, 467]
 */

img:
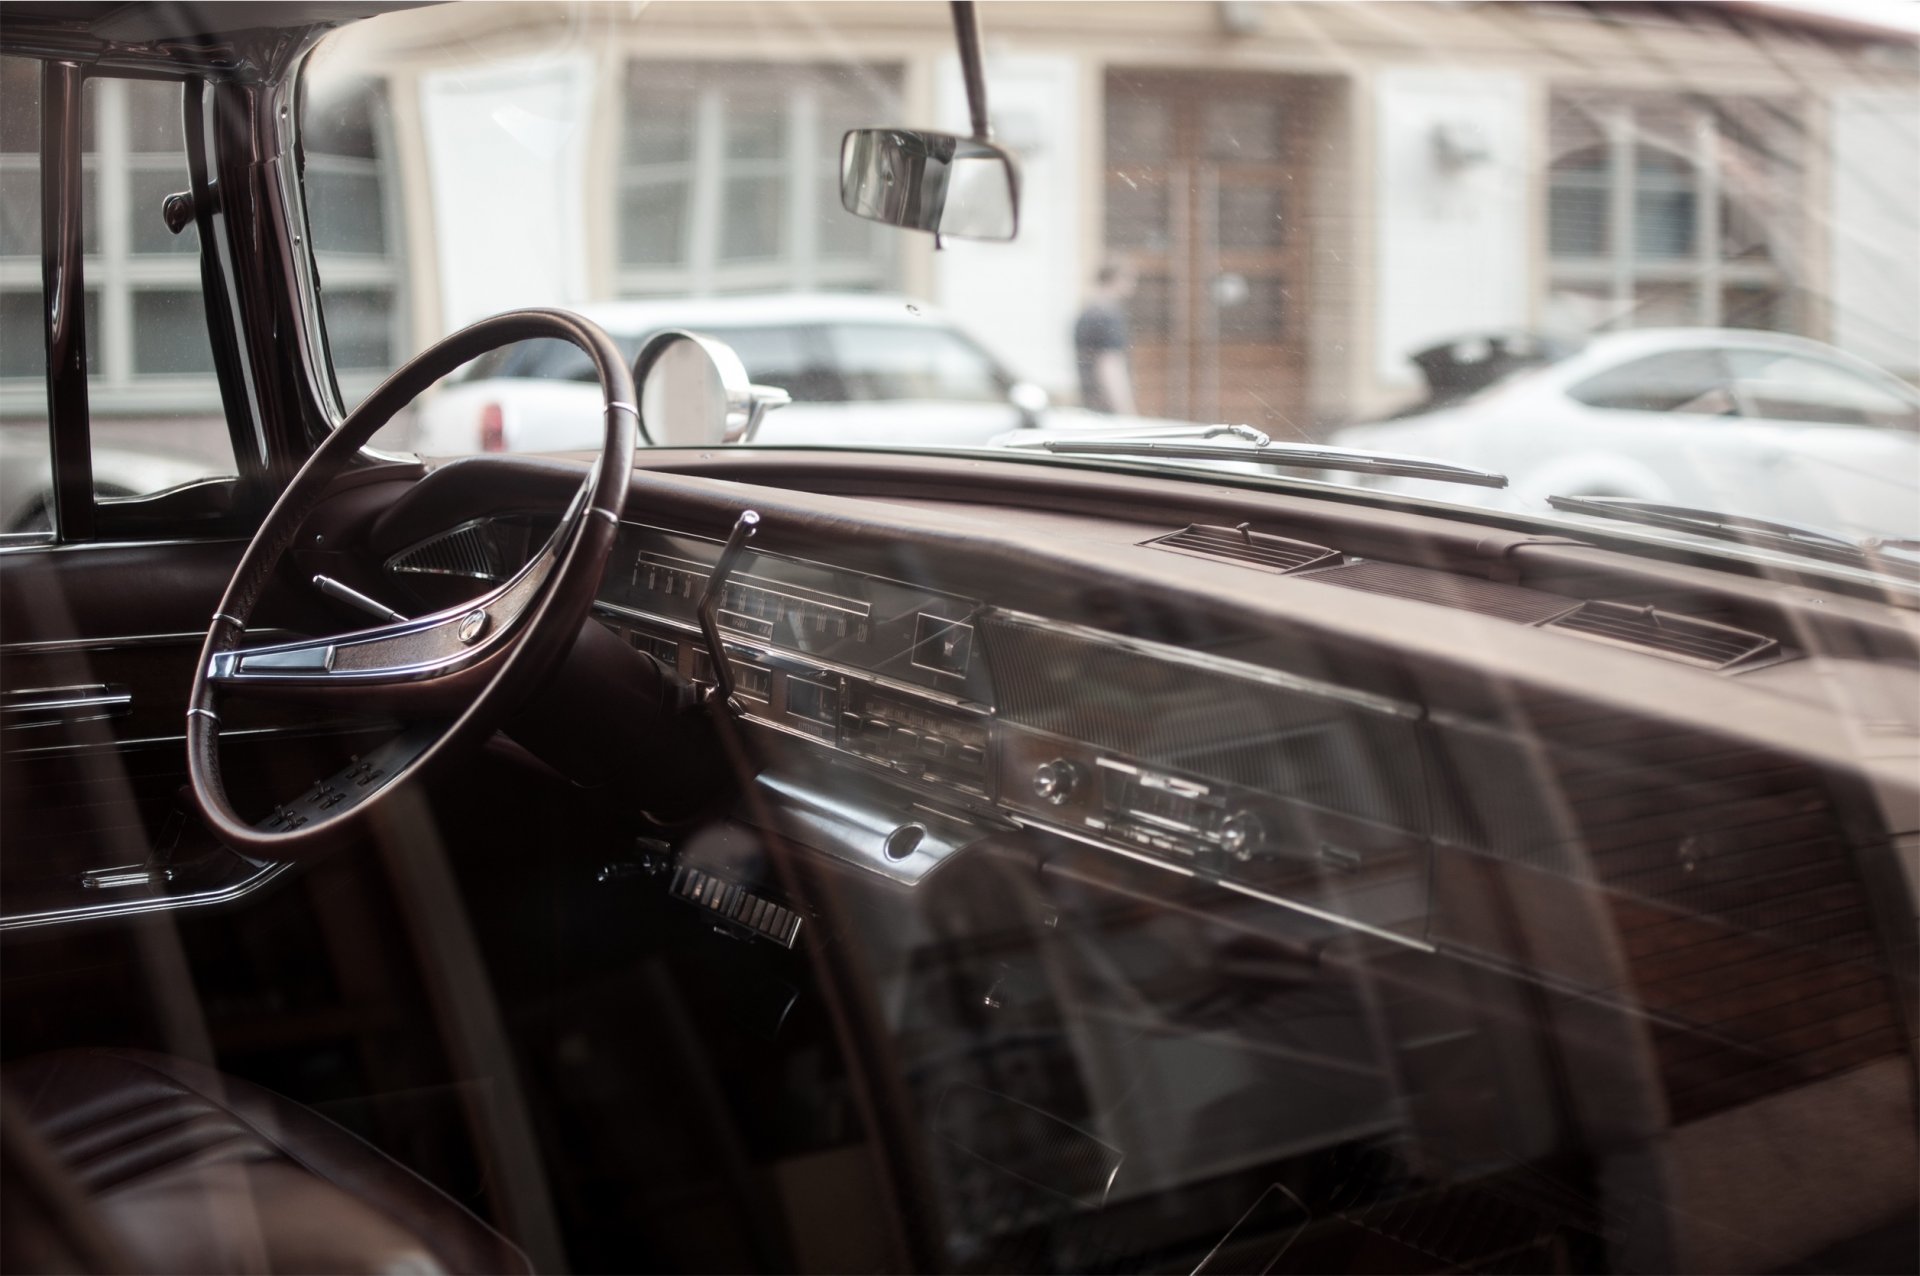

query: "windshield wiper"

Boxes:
[1545, 495, 1920, 575]
[1006, 425, 1509, 489]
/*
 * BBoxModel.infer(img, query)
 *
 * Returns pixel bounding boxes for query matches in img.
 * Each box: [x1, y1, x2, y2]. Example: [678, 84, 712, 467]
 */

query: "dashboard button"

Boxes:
[1218, 810, 1265, 860]
[1033, 759, 1082, 805]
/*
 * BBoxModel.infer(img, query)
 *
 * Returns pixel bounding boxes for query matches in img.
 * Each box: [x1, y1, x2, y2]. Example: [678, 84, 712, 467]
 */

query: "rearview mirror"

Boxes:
[634, 331, 791, 447]
[839, 128, 1019, 242]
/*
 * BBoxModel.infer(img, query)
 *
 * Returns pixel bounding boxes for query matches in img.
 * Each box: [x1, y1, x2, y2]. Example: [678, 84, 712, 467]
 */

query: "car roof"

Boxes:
[1577, 327, 1864, 362]
[573, 292, 950, 334]
[1537, 326, 1920, 395]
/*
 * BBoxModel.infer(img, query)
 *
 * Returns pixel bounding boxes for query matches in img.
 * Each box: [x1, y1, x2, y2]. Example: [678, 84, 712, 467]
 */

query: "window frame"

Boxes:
[0, 53, 297, 547]
[1546, 96, 1793, 333]
[615, 60, 901, 299]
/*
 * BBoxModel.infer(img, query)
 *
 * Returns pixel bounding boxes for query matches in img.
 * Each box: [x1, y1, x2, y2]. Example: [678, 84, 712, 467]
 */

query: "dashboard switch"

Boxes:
[1218, 810, 1265, 861]
[1033, 759, 1083, 805]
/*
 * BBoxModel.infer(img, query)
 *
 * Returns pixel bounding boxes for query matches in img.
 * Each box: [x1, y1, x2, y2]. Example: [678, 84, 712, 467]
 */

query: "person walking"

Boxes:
[1074, 262, 1138, 415]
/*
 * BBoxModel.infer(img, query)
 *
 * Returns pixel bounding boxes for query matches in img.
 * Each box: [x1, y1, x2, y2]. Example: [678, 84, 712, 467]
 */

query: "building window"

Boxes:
[302, 75, 404, 408]
[617, 61, 901, 297]
[1546, 93, 1799, 335]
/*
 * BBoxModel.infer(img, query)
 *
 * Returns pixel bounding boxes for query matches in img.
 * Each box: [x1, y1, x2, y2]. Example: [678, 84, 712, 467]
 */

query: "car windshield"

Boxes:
[304, 2, 1920, 558]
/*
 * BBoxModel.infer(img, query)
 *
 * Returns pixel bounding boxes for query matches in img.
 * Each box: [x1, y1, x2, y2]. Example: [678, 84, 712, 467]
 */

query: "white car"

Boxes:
[413, 292, 1166, 456]
[1335, 329, 1920, 541]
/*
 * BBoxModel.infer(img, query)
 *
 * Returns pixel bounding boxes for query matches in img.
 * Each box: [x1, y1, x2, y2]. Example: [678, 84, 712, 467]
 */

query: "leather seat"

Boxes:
[4, 1049, 530, 1275]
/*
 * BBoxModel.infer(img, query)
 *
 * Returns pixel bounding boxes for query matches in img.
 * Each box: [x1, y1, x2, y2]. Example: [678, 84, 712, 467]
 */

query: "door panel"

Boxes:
[0, 541, 383, 926]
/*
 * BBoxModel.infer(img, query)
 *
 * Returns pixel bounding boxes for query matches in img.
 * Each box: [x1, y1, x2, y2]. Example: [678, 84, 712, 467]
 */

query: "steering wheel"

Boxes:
[188, 310, 636, 860]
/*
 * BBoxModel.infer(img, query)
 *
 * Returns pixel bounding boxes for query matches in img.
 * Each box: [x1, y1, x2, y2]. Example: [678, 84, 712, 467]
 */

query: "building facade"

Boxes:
[14, 1, 1908, 447]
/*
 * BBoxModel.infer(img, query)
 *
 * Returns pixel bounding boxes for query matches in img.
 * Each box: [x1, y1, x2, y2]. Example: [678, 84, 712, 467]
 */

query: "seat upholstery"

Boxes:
[4, 1049, 530, 1275]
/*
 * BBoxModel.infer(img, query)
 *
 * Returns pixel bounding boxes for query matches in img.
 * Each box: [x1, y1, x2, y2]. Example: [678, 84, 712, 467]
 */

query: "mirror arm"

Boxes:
[951, 1, 991, 141]
[741, 385, 792, 443]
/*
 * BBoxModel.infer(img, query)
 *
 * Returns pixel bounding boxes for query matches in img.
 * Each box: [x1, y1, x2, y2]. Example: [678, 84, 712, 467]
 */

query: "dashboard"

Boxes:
[580, 518, 1436, 946]
[369, 450, 1916, 1169]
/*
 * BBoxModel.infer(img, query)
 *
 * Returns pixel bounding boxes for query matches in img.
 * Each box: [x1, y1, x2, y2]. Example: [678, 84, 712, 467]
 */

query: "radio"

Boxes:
[1085, 758, 1266, 862]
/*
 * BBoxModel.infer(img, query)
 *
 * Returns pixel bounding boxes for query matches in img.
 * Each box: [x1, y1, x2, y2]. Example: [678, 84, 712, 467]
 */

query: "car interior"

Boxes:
[1, 3, 1916, 1275]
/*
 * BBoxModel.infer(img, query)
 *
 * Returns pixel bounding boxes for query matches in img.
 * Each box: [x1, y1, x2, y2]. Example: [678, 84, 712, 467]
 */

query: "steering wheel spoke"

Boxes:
[210, 533, 562, 694]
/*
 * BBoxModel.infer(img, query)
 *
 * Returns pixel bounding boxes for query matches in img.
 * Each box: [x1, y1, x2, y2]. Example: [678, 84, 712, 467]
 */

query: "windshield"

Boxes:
[302, 2, 1920, 554]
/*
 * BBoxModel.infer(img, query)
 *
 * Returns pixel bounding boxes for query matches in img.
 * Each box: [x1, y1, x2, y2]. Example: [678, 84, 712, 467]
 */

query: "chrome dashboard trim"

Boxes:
[594, 604, 989, 711]
[1006, 813, 1434, 953]
[0, 859, 295, 931]
[984, 608, 1422, 719]
[0, 628, 295, 655]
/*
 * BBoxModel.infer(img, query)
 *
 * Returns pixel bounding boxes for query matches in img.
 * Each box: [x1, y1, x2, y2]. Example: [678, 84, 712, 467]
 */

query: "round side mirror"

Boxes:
[634, 330, 754, 447]
[634, 330, 795, 447]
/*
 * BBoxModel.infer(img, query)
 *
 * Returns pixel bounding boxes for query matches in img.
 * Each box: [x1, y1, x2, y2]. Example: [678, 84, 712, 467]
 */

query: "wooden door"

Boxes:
[1105, 72, 1315, 432]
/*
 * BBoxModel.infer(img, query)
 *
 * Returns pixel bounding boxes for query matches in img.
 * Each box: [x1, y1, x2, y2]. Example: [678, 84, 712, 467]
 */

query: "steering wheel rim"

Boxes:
[188, 309, 637, 860]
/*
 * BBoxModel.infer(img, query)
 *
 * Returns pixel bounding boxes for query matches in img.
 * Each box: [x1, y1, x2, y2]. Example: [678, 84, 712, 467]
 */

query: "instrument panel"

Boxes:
[594, 519, 1434, 945]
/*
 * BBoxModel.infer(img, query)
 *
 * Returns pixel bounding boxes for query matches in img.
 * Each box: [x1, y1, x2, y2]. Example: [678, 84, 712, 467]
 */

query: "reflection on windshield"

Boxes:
[304, 1, 1918, 550]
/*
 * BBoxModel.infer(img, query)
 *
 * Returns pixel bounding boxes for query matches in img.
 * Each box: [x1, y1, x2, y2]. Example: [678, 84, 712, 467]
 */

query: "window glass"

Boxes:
[0, 57, 52, 534]
[76, 75, 236, 503]
[1569, 349, 1730, 413]
[301, 74, 401, 406]
[1726, 350, 1920, 429]
[823, 324, 1007, 403]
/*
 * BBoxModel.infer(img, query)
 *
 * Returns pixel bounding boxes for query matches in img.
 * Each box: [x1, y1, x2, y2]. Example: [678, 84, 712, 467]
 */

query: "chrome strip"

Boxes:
[588, 507, 619, 525]
[0, 628, 296, 656]
[606, 401, 639, 417]
[0, 536, 250, 557]
[212, 612, 245, 628]
[186, 707, 220, 722]
[0, 860, 294, 931]
[8, 721, 392, 759]
[1006, 813, 1435, 953]
[593, 604, 988, 711]
[985, 608, 1421, 719]
[1, 685, 133, 729]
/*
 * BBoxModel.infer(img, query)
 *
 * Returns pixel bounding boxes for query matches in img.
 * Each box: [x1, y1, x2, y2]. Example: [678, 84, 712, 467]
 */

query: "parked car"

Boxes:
[413, 293, 1174, 455]
[1336, 329, 1920, 539]
[0, 428, 225, 532]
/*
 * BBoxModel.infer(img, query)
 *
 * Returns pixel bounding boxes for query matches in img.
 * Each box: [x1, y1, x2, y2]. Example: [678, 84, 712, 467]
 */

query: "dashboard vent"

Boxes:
[1545, 601, 1779, 670]
[1143, 523, 1339, 574]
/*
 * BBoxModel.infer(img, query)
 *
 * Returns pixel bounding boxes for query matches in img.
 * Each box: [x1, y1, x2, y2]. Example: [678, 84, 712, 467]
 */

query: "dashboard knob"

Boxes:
[1032, 759, 1082, 805]
[1218, 810, 1264, 860]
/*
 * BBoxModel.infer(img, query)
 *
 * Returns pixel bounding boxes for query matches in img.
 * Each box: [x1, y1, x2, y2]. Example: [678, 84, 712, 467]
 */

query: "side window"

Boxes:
[1567, 349, 1733, 415]
[0, 58, 52, 535]
[80, 76, 236, 502]
[1, 67, 236, 535]
[822, 324, 1009, 403]
[1724, 350, 1920, 430]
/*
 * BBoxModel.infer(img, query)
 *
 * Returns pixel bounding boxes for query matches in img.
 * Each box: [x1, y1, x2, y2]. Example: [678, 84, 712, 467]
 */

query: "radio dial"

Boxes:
[1032, 759, 1082, 805]
[1218, 810, 1264, 860]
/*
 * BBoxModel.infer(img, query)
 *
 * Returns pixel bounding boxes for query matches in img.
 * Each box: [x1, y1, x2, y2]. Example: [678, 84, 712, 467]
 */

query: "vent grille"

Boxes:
[1142, 524, 1339, 574]
[1545, 601, 1779, 670]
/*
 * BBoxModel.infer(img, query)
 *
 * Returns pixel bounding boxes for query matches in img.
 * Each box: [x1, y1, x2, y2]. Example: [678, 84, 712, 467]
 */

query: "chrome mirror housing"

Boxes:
[633, 330, 791, 446]
[839, 128, 1019, 242]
